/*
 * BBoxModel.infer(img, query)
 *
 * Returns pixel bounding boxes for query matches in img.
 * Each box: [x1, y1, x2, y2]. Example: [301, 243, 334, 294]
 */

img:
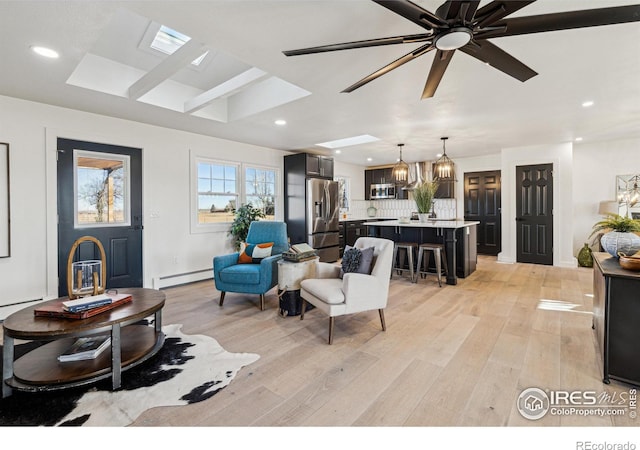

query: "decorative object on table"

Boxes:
[228, 202, 265, 251]
[367, 203, 377, 217]
[392, 143, 409, 185]
[66, 236, 106, 299]
[618, 251, 640, 271]
[33, 293, 132, 319]
[589, 213, 640, 258]
[57, 335, 111, 362]
[282, 242, 317, 262]
[413, 180, 439, 222]
[577, 243, 594, 268]
[433, 137, 456, 181]
[0, 323, 259, 426]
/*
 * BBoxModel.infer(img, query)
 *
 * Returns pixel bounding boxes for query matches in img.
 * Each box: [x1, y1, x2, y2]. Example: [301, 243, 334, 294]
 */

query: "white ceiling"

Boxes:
[1, 0, 639, 166]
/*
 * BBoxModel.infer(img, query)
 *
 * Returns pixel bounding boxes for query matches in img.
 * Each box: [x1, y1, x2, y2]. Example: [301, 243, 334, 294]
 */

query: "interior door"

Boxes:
[516, 163, 553, 265]
[464, 170, 501, 256]
[57, 138, 143, 297]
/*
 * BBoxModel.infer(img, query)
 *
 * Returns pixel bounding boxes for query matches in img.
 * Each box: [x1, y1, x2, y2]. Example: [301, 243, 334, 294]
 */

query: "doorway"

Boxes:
[57, 138, 143, 297]
[464, 170, 501, 256]
[515, 163, 553, 265]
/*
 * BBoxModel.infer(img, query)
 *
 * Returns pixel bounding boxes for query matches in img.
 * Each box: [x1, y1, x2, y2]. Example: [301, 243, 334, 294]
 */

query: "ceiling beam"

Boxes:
[184, 67, 268, 114]
[128, 39, 208, 100]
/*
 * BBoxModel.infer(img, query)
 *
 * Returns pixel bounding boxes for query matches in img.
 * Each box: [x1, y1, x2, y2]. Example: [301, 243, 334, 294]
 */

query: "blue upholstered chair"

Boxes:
[213, 221, 288, 310]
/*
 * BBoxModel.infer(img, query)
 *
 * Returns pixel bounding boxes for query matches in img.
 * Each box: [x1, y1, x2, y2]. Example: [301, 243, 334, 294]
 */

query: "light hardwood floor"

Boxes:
[131, 255, 637, 427]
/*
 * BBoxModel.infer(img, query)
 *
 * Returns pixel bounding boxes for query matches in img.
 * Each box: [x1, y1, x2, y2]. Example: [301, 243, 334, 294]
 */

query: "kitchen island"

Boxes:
[363, 220, 479, 285]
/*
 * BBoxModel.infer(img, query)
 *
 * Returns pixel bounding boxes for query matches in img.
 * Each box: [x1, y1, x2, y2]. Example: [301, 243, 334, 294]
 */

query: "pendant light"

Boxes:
[433, 137, 456, 181]
[392, 143, 410, 185]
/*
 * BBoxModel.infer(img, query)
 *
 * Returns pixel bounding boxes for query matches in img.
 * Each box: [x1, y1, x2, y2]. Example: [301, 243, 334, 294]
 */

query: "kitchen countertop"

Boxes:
[339, 216, 394, 222]
[362, 219, 479, 229]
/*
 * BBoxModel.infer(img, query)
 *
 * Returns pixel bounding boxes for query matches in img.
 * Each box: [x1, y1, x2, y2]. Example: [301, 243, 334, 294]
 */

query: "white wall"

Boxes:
[334, 159, 365, 200]
[572, 137, 640, 253]
[0, 95, 289, 312]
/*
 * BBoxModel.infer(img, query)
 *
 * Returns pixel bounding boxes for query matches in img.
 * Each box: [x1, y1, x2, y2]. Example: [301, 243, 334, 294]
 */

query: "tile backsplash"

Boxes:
[347, 198, 458, 220]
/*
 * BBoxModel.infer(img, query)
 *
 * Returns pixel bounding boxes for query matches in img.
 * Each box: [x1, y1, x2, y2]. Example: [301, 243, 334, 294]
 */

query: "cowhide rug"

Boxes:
[0, 323, 259, 426]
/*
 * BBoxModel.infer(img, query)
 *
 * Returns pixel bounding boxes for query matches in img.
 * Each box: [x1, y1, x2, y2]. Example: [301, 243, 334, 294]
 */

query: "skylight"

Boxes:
[316, 134, 380, 149]
[150, 25, 208, 66]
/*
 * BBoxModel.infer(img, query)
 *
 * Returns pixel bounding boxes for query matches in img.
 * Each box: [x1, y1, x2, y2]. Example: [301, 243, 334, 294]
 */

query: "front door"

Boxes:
[516, 163, 553, 265]
[57, 138, 143, 297]
[464, 170, 501, 256]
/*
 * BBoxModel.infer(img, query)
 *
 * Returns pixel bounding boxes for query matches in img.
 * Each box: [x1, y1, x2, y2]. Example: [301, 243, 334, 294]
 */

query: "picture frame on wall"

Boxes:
[0, 142, 10, 258]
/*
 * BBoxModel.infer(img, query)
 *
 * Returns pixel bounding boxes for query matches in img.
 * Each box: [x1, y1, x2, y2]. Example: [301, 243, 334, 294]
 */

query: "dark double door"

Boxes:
[57, 138, 143, 297]
[515, 163, 553, 265]
[464, 170, 501, 256]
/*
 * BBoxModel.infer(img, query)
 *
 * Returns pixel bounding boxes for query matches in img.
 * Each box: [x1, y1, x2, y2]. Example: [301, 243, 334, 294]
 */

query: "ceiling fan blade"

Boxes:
[459, 39, 537, 82]
[475, 5, 640, 39]
[473, 1, 536, 28]
[282, 33, 432, 56]
[342, 42, 435, 93]
[436, 1, 481, 22]
[373, 0, 447, 30]
[422, 50, 455, 99]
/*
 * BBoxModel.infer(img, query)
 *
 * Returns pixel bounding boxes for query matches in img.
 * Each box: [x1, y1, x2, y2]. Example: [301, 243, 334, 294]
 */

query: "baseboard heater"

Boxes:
[152, 268, 212, 290]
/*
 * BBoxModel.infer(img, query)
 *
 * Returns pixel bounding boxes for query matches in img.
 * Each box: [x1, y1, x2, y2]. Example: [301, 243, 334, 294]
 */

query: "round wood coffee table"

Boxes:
[2, 287, 165, 397]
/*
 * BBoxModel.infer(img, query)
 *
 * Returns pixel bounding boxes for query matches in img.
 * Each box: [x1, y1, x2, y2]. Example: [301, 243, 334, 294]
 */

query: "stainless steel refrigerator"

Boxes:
[305, 178, 339, 262]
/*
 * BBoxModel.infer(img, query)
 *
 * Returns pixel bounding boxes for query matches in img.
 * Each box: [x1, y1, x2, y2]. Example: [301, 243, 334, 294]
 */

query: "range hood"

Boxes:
[403, 161, 432, 190]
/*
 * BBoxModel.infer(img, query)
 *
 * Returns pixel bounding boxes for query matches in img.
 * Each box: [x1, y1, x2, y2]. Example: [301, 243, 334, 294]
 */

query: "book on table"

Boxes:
[57, 335, 111, 362]
[34, 293, 133, 319]
[62, 293, 115, 312]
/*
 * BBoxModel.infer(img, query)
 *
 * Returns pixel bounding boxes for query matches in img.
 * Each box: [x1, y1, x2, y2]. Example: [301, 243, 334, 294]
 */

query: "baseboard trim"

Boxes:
[153, 268, 212, 289]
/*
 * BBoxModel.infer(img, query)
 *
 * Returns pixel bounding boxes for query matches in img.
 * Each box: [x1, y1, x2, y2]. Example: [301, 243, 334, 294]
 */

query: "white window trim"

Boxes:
[73, 150, 131, 229]
[189, 151, 281, 235]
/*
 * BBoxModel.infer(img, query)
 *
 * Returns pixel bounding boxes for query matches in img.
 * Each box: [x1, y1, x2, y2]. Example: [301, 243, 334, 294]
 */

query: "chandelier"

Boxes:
[392, 143, 409, 185]
[433, 137, 456, 181]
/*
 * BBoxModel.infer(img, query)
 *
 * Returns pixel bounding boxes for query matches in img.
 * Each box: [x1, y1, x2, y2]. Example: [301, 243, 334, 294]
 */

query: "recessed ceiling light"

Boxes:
[582, 101, 594, 108]
[274, 119, 287, 126]
[575, 137, 583, 142]
[334, 149, 341, 154]
[367, 157, 373, 162]
[316, 134, 379, 149]
[31, 46, 59, 59]
[436, 153, 443, 158]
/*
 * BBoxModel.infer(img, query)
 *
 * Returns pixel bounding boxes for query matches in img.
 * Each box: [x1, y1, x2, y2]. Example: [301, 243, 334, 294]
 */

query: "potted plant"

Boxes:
[589, 213, 640, 258]
[229, 202, 265, 251]
[412, 180, 439, 222]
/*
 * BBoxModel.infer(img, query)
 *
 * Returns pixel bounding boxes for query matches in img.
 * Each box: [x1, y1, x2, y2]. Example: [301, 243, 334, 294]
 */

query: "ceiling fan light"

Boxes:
[435, 28, 472, 51]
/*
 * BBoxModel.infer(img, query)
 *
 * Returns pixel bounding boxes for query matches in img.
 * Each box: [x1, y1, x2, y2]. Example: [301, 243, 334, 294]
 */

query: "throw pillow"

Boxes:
[340, 245, 375, 278]
[340, 247, 362, 278]
[237, 242, 274, 264]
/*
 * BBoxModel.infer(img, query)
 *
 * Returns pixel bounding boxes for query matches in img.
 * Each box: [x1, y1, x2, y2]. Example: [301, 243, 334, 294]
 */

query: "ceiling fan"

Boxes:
[283, 0, 640, 99]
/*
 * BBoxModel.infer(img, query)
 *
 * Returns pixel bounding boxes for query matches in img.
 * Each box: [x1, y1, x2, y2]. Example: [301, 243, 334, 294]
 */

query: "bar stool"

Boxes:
[416, 243, 448, 287]
[392, 242, 418, 282]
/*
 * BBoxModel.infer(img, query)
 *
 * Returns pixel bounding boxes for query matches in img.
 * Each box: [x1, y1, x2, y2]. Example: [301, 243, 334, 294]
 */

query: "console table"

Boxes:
[2, 287, 165, 397]
[592, 252, 640, 387]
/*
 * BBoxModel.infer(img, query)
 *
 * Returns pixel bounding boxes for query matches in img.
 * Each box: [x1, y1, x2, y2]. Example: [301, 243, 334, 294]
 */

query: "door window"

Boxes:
[74, 150, 130, 228]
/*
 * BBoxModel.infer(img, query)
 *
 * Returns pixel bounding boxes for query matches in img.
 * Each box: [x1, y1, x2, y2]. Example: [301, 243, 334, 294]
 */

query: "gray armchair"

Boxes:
[300, 237, 394, 344]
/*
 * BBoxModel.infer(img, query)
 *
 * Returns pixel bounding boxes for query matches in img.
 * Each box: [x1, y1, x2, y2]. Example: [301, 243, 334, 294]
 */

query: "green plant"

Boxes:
[229, 202, 265, 250]
[590, 213, 640, 237]
[413, 181, 439, 214]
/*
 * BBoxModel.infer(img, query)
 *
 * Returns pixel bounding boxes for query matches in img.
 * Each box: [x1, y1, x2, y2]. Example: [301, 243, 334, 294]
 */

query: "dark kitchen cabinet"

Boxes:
[364, 167, 406, 200]
[593, 252, 640, 387]
[305, 154, 333, 179]
[339, 220, 367, 257]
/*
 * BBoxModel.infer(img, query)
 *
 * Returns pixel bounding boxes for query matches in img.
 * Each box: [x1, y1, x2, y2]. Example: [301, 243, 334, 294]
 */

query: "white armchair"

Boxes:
[300, 237, 394, 344]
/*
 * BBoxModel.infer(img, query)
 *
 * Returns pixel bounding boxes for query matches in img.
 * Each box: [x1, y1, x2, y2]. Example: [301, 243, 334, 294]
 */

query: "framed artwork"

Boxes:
[0, 142, 9, 257]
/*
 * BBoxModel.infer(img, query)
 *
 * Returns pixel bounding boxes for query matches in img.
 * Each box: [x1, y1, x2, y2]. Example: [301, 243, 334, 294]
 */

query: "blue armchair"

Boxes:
[213, 221, 289, 310]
